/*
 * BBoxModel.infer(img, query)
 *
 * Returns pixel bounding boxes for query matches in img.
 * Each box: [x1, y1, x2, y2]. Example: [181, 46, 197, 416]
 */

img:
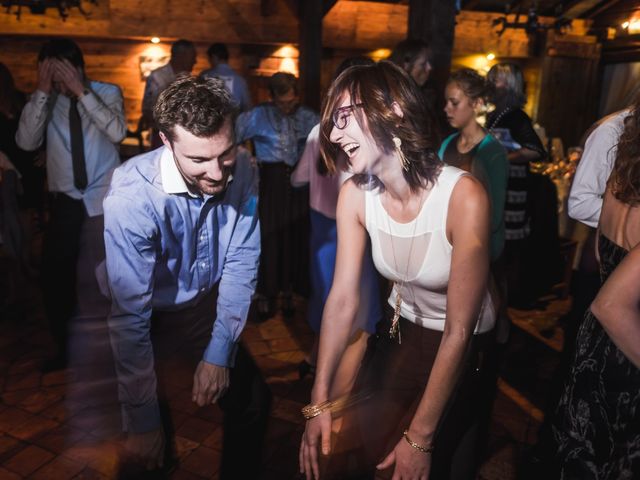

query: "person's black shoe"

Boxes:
[281, 294, 295, 318]
[41, 355, 68, 373]
[298, 360, 316, 379]
[257, 297, 274, 321]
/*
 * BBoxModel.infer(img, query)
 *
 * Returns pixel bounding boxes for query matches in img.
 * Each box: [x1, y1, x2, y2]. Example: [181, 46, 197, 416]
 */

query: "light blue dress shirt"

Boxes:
[103, 146, 260, 432]
[201, 63, 252, 113]
[235, 103, 319, 166]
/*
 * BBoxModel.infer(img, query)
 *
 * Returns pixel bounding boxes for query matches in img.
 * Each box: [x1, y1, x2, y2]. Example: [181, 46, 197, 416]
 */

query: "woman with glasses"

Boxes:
[299, 61, 494, 480]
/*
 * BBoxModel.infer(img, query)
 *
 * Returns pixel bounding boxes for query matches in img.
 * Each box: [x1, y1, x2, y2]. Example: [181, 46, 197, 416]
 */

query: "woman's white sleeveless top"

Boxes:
[364, 165, 495, 333]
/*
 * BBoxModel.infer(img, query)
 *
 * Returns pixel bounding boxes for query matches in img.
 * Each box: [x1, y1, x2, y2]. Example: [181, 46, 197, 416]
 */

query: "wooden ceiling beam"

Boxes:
[562, 0, 609, 18]
[323, 0, 339, 16]
[586, 0, 623, 19]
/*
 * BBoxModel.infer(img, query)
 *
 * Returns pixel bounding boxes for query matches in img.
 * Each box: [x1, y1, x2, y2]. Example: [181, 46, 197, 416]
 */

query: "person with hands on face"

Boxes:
[299, 61, 494, 480]
[16, 38, 126, 373]
[103, 74, 270, 479]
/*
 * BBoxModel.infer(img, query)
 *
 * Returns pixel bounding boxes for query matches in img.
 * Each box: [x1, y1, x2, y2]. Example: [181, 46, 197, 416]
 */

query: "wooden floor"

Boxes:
[0, 279, 571, 479]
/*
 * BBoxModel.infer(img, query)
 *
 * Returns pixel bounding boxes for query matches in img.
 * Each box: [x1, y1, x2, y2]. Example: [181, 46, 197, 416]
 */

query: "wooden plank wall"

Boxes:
[0, 36, 225, 129]
[0, 1, 596, 134]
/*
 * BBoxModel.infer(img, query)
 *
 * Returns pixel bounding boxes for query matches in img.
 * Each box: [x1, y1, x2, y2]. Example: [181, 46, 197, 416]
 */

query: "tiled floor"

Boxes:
[0, 281, 571, 479]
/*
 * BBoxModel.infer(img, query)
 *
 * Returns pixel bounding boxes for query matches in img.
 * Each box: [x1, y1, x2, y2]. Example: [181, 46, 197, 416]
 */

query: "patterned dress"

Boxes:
[553, 233, 640, 479]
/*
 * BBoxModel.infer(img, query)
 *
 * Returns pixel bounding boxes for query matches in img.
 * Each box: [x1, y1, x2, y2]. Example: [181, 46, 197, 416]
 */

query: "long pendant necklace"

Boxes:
[486, 106, 513, 131]
[384, 190, 423, 343]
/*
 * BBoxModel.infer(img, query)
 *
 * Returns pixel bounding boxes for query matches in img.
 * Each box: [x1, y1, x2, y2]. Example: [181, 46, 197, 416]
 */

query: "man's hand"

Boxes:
[54, 59, 85, 98]
[192, 361, 230, 406]
[123, 428, 165, 470]
[37, 59, 54, 94]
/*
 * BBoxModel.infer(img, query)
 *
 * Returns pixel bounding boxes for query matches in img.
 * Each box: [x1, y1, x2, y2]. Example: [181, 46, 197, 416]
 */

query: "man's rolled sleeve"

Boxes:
[15, 90, 49, 152]
[206, 160, 260, 367]
[568, 122, 619, 228]
[80, 86, 127, 143]
[104, 192, 161, 433]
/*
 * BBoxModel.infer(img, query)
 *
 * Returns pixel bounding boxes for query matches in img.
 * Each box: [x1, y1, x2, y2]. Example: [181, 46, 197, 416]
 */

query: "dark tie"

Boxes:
[69, 97, 88, 191]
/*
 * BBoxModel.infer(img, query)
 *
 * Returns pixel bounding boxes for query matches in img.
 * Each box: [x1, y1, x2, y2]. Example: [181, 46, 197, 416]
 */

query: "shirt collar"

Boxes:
[160, 146, 198, 198]
[159, 146, 234, 199]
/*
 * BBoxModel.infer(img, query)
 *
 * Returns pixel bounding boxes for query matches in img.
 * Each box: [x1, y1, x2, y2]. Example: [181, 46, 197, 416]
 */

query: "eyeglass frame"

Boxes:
[332, 103, 364, 130]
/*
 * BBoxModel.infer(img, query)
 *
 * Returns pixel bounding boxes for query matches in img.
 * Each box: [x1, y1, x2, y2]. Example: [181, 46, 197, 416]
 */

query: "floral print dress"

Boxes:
[553, 233, 640, 479]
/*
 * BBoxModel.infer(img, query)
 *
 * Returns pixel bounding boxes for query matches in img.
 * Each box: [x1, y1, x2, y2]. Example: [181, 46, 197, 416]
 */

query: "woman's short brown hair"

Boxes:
[320, 60, 441, 191]
[610, 100, 640, 206]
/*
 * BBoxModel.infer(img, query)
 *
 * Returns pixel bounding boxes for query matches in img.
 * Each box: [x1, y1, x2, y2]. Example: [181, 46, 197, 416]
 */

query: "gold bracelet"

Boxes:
[302, 391, 372, 420]
[403, 430, 433, 454]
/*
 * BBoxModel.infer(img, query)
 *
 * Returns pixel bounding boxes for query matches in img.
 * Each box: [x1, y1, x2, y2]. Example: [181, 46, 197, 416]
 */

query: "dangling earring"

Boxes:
[393, 136, 410, 172]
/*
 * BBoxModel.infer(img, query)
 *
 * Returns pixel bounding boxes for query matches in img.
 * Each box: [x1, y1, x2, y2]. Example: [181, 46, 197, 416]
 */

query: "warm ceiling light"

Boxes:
[151, 37, 161, 44]
[622, 21, 630, 29]
[486, 52, 496, 60]
[274, 45, 298, 58]
[629, 19, 640, 34]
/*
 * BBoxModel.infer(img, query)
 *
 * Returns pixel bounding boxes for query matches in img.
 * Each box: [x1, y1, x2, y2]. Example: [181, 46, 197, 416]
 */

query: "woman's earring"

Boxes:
[393, 136, 410, 172]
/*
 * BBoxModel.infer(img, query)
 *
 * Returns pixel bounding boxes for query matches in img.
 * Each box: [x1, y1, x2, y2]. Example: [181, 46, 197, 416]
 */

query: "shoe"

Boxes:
[298, 360, 316, 379]
[281, 294, 295, 318]
[41, 355, 68, 373]
[257, 297, 274, 321]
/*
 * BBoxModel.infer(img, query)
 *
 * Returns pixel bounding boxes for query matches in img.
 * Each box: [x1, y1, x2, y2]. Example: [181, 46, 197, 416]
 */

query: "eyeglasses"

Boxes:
[332, 103, 363, 130]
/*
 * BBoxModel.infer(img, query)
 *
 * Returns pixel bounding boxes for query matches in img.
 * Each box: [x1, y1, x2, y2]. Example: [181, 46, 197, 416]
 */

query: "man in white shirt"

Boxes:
[142, 39, 196, 147]
[568, 109, 630, 227]
[16, 38, 126, 371]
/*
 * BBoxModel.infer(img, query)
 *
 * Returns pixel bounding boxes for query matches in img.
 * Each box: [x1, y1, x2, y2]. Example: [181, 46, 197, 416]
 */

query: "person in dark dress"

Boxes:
[486, 63, 550, 308]
[0, 63, 44, 270]
[552, 101, 640, 479]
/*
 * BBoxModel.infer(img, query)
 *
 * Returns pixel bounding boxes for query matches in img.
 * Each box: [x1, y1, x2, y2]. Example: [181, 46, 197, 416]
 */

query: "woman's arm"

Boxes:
[291, 124, 318, 187]
[300, 179, 368, 479]
[409, 175, 490, 441]
[377, 175, 490, 478]
[590, 244, 640, 369]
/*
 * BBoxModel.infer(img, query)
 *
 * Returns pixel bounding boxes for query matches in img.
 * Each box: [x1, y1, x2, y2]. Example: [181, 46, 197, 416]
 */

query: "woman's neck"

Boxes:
[375, 152, 414, 206]
[458, 121, 485, 147]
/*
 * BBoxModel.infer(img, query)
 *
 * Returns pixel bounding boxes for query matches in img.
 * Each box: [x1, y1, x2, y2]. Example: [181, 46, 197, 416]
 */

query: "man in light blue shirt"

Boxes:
[16, 38, 126, 372]
[103, 75, 270, 478]
[201, 43, 251, 113]
[235, 72, 318, 318]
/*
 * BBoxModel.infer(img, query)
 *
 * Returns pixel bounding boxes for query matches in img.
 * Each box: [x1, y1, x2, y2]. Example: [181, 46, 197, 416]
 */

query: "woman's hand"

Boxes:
[376, 435, 431, 480]
[299, 411, 332, 480]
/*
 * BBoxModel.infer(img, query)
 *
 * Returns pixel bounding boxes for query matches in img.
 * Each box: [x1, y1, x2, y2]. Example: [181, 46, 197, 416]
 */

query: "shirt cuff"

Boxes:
[122, 398, 161, 433]
[33, 90, 49, 106]
[202, 335, 238, 368]
[79, 90, 99, 110]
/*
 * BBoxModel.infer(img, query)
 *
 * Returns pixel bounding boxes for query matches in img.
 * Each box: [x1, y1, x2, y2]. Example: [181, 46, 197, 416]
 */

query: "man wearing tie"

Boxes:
[16, 38, 126, 371]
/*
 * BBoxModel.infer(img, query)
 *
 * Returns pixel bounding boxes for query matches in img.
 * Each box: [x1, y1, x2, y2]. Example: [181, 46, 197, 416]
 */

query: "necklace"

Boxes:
[487, 106, 513, 131]
[383, 189, 424, 343]
[455, 132, 485, 169]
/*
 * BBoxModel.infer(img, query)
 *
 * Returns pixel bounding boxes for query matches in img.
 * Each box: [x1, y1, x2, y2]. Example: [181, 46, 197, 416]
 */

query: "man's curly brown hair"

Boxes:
[154, 74, 237, 142]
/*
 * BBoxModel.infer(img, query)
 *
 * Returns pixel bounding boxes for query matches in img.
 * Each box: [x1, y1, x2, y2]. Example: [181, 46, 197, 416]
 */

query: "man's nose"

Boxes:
[205, 161, 224, 181]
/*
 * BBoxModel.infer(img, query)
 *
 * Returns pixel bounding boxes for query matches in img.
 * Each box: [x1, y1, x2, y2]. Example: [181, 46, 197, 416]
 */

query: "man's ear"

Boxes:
[159, 131, 172, 151]
[391, 102, 404, 119]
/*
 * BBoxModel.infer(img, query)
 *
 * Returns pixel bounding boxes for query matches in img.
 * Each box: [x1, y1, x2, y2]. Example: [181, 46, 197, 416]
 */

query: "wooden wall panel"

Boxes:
[0, 37, 212, 129]
[0, 1, 598, 134]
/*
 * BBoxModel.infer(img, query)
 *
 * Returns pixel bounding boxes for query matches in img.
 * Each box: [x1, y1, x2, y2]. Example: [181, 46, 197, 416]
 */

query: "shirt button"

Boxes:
[200, 287, 205, 292]
[200, 262, 207, 268]
[200, 235, 205, 241]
